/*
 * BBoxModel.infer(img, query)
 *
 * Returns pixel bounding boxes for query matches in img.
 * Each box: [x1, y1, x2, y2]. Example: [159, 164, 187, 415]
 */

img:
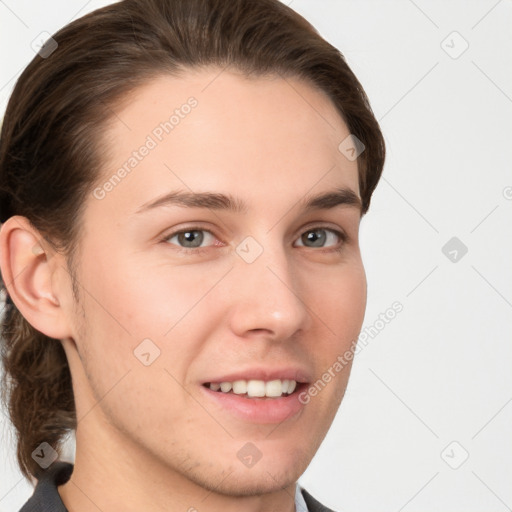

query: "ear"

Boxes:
[0, 215, 74, 340]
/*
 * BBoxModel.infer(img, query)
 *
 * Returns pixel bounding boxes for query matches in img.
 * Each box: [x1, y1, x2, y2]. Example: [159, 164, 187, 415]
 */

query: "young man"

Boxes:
[0, 2, 385, 511]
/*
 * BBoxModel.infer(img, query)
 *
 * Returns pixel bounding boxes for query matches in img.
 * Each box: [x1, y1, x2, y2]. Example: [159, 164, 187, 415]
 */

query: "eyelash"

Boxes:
[160, 224, 348, 255]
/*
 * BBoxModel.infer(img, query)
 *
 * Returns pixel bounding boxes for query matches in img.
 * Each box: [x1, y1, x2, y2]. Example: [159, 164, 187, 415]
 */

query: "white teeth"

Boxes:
[209, 379, 298, 398]
[247, 380, 266, 397]
[265, 379, 283, 397]
[220, 382, 232, 392]
[232, 380, 247, 394]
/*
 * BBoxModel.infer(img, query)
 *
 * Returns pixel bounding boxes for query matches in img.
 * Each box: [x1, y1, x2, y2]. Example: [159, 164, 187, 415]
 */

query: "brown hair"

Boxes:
[0, 0, 385, 482]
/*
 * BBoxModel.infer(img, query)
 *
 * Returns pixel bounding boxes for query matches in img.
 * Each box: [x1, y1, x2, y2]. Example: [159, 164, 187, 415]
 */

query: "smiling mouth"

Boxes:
[202, 379, 305, 399]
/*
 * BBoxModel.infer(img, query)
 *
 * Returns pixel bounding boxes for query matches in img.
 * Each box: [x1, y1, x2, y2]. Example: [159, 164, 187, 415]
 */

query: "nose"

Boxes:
[226, 237, 312, 342]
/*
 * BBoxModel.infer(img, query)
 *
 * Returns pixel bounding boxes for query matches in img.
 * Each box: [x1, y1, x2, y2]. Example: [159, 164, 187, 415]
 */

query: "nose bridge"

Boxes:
[228, 230, 311, 338]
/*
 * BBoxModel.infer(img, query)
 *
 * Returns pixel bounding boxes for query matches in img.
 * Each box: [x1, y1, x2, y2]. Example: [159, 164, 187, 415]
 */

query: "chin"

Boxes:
[209, 447, 312, 496]
[196, 465, 301, 497]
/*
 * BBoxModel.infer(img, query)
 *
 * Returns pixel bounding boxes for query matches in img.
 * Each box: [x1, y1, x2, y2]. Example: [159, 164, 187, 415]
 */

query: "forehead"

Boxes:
[89, 68, 359, 220]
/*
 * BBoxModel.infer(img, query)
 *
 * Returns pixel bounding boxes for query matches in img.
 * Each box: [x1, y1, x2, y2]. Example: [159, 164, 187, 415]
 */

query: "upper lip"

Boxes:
[202, 366, 312, 385]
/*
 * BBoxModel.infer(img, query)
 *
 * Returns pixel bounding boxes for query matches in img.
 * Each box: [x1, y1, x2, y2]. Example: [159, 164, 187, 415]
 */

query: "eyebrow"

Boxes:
[134, 187, 362, 215]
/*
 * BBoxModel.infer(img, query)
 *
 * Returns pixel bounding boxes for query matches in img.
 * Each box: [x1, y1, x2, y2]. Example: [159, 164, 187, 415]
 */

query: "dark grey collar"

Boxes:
[300, 487, 336, 512]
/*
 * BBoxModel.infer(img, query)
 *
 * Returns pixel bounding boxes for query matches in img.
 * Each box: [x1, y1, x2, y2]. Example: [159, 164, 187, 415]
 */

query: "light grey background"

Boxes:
[1, 1, 511, 511]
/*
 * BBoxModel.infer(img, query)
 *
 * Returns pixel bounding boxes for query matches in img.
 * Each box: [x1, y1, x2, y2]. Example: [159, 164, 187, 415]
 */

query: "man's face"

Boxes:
[63, 68, 366, 495]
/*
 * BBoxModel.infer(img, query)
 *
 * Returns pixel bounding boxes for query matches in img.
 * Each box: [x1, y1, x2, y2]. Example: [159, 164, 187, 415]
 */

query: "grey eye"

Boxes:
[295, 228, 343, 248]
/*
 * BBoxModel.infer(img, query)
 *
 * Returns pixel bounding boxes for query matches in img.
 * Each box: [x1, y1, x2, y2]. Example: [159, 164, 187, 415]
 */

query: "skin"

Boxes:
[0, 67, 367, 512]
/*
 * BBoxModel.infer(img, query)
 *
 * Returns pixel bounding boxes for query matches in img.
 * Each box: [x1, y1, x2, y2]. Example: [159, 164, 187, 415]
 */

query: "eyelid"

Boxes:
[161, 225, 218, 253]
[296, 225, 347, 246]
[161, 222, 348, 254]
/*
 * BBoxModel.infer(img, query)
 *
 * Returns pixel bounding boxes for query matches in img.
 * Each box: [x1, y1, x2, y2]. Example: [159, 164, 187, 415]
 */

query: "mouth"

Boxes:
[202, 379, 301, 398]
[200, 379, 310, 424]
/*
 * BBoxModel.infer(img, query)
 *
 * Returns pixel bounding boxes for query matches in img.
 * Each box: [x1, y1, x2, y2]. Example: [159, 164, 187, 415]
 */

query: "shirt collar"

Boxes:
[295, 482, 309, 511]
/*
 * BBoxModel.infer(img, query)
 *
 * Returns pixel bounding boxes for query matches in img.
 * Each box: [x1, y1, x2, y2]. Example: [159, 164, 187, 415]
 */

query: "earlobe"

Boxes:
[0, 215, 72, 340]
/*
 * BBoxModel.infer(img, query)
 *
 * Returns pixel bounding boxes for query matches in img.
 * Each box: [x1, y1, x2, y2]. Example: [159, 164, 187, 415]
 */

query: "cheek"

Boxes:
[83, 255, 227, 379]
[307, 261, 367, 346]
[298, 264, 365, 426]
[71, 254, 206, 425]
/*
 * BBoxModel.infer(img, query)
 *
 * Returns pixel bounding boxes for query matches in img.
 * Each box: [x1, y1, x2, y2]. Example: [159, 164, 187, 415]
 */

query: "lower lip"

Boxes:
[200, 384, 308, 424]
